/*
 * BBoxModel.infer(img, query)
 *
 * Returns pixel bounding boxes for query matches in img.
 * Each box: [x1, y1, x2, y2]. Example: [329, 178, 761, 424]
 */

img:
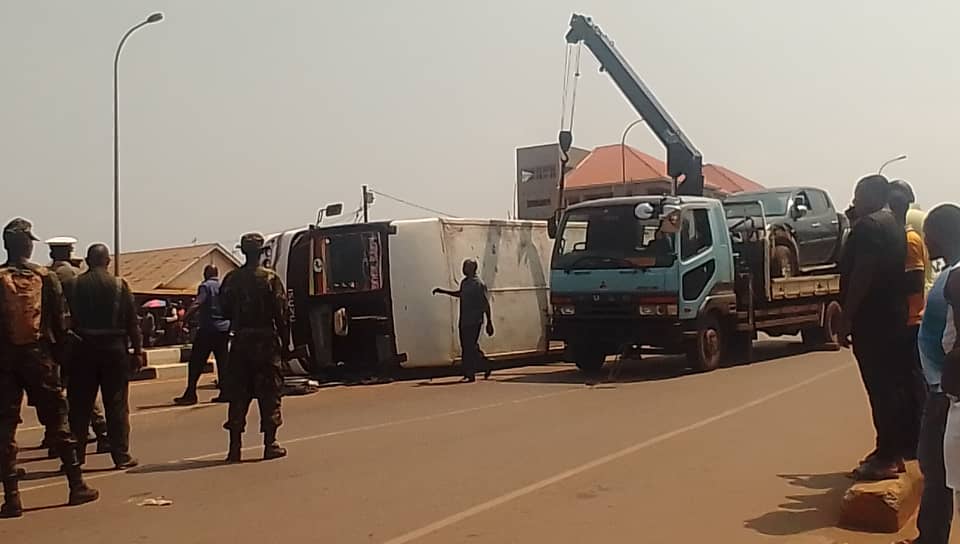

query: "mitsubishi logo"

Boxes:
[599, 281, 607, 289]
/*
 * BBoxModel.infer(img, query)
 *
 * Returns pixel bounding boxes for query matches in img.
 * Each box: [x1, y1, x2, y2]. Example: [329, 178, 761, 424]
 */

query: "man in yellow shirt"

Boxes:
[906, 206, 935, 292]
[891, 178, 927, 417]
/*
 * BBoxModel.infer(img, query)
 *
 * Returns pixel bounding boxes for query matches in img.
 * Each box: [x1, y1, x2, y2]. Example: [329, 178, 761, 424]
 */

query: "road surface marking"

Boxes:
[381, 363, 852, 544]
[18, 387, 581, 493]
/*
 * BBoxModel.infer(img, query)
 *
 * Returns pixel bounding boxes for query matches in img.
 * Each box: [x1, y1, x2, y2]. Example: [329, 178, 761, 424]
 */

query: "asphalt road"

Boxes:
[5, 340, 958, 543]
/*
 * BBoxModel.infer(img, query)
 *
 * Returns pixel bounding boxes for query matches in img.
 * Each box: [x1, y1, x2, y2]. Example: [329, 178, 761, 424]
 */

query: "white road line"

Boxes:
[19, 387, 581, 493]
[380, 363, 852, 544]
[15, 378, 213, 433]
[15, 403, 219, 434]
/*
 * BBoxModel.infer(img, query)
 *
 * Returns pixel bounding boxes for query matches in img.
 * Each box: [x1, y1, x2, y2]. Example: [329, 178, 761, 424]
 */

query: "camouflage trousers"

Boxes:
[223, 332, 283, 433]
[0, 344, 77, 479]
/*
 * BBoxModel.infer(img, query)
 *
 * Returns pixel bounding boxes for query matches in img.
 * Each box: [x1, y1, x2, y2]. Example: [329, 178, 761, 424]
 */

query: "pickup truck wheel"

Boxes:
[686, 315, 723, 372]
[572, 346, 605, 373]
[772, 245, 796, 279]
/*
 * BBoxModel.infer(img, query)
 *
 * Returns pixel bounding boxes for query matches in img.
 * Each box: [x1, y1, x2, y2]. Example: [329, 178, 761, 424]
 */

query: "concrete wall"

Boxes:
[516, 144, 589, 220]
[164, 250, 239, 291]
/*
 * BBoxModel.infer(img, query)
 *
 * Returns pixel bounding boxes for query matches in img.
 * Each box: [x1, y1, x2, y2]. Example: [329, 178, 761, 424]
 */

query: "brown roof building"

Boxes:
[516, 143, 765, 219]
[112, 243, 240, 297]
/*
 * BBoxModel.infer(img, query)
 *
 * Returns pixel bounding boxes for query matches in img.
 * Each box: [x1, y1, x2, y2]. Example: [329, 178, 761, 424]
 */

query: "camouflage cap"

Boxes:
[3, 218, 39, 241]
[238, 232, 265, 252]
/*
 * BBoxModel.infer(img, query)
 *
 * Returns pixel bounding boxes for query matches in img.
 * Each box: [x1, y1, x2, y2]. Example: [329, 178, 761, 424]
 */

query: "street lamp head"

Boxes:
[146, 13, 164, 23]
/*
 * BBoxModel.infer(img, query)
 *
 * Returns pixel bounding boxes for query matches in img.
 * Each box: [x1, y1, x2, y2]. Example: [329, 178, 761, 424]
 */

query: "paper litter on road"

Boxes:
[137, 497, 173, 507]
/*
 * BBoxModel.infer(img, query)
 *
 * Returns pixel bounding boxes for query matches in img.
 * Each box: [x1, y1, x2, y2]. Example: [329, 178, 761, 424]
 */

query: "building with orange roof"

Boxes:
[516, 143, 765, 220]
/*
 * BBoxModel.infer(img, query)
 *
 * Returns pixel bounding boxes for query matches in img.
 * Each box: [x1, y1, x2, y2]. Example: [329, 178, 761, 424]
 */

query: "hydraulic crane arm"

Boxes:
[565, 14, 704, 196]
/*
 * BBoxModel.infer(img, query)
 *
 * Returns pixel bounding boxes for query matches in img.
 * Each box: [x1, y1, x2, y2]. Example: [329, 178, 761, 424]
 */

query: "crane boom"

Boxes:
[565, 14, 704, 196]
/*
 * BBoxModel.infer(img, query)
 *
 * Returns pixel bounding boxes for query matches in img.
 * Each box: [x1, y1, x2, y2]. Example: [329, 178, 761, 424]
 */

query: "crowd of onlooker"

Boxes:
[838, 175, 960, 544]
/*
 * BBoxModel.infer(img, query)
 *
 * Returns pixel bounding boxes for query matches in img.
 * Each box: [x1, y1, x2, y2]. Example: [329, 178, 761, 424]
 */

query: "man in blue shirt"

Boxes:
[900, 203, 960, 544]
[175, 265, 231, 405]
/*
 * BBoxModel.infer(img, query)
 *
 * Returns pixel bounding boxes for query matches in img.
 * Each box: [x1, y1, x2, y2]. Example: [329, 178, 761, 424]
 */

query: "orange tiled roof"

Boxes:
[109, 243, 239, 295]
[564, 144, 764, 194]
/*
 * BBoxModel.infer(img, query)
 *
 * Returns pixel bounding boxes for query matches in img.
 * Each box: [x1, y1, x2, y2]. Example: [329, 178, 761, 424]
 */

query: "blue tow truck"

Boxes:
[548, 15, 842, 373]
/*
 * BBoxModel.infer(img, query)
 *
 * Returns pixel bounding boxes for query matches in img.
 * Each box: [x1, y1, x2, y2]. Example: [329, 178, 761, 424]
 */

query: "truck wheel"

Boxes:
[727, 331, 753, 364]
[801, 301, 842, 351]
[686, 315, 724, 372]
[772, 245, 796, 279]
[572, 346, 605, 373]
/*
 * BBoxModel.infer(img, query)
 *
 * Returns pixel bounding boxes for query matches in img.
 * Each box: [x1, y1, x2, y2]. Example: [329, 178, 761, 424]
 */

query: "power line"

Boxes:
[370, 189, 457, 218]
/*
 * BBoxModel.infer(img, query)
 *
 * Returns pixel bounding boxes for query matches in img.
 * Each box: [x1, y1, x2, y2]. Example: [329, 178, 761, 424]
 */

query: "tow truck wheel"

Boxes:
[802, 301, 842, 351]
[572, 346, 605, 373]
[686, 315, 723, 372]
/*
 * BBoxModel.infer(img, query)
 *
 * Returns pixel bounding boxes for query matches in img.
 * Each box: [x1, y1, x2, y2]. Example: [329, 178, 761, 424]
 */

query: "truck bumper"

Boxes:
[552, 317, 685, 351]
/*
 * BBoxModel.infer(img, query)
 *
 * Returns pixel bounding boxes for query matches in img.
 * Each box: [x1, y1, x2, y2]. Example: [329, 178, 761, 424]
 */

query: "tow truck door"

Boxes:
[678, 206, 719, 320]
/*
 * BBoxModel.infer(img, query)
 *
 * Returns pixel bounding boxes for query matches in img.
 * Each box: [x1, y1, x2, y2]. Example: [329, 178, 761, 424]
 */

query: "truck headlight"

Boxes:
[558, 305, 576, 316]
[639, 304, 679, 317]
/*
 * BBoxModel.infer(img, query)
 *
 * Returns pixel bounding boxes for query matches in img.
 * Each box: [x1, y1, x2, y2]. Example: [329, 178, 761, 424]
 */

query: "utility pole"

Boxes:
[362, 185, 370, 223]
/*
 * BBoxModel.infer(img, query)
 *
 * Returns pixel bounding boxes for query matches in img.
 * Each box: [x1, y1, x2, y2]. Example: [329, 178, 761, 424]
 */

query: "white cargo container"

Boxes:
[264, 218, 552, 372]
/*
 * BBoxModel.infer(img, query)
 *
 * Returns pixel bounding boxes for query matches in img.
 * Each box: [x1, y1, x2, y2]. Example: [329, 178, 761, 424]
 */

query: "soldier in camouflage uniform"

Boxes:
[0, 219, 98, 518]
[219, 233, 289, 462]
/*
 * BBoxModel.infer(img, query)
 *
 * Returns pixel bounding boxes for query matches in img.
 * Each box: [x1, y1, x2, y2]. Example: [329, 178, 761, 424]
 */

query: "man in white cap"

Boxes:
[45, 237, 110, 457]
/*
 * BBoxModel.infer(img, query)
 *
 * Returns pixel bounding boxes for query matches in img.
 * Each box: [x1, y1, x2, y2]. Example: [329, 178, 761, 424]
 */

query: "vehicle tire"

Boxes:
[685, 315, 724, 372]
[801, 301, 842, 351]
[771, 244, 797, 279]
[727, 331, 754, 364]
[572, 346, 605, 373]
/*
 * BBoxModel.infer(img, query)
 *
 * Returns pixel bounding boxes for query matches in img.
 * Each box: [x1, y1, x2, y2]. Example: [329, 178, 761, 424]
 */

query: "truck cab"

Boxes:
[550, 196, 736, 372]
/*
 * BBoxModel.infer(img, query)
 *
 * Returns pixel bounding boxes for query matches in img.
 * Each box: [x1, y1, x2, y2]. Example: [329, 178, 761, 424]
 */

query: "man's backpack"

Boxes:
[0, 266, 45, 346]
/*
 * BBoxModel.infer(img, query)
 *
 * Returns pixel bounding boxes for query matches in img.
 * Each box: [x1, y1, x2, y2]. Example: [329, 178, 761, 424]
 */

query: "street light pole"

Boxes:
[620, 118, 646, 183]
[114, 12, 164, 277]
[878, 154, 907, 176]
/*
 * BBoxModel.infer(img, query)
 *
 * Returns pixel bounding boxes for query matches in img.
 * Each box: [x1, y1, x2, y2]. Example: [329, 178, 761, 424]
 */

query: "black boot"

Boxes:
[225, 431, 242, 463]
[61, 449, 99, 506]
[0, 478, 22, 518]
[262, 428, 286, 460]
[173, 389, 198, 406]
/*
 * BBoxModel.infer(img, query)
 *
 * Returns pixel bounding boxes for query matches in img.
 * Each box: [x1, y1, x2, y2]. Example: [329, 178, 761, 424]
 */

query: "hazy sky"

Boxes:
[2, 1, 958, 253]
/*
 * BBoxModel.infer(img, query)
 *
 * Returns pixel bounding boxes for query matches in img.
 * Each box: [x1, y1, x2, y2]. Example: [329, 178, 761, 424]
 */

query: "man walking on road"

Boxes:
[899, 204, 960, 544]
[838, 175, 909, 481]
[0, 219, 98, 517]
[433, 259, 495, 382]
[219, 233, 289, 463]
[47, 236, 110, 455]
[175, 264, 230, 405]
[66, 244, 143, 470]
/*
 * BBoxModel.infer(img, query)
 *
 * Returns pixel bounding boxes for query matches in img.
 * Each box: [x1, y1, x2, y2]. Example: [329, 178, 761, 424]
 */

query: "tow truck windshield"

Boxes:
[552, 204, 676, 270]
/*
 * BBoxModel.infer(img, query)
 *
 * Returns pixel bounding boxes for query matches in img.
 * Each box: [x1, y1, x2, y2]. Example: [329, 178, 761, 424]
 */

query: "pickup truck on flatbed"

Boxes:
[723, 187, 849, 278]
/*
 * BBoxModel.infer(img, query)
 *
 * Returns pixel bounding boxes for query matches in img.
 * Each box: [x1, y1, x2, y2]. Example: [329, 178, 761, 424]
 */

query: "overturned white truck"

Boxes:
[263, 218, 553, 375]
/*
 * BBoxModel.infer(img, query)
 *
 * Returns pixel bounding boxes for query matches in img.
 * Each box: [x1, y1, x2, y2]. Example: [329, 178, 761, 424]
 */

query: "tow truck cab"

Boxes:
[550, 196, 735, 371]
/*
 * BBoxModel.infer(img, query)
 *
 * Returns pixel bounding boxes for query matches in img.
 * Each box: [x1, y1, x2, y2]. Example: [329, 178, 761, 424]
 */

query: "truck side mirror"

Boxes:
[547, 216, 558, 239]
[792, 199, 808, 218]
[325, 203, 344, 218]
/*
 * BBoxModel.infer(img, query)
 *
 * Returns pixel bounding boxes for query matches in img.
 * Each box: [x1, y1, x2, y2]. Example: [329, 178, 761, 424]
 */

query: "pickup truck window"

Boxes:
[808, 190, 830, 213]
[724, 192, 791, 217]
[553, 205, 676, 270]
[681, 209, 713, 260]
